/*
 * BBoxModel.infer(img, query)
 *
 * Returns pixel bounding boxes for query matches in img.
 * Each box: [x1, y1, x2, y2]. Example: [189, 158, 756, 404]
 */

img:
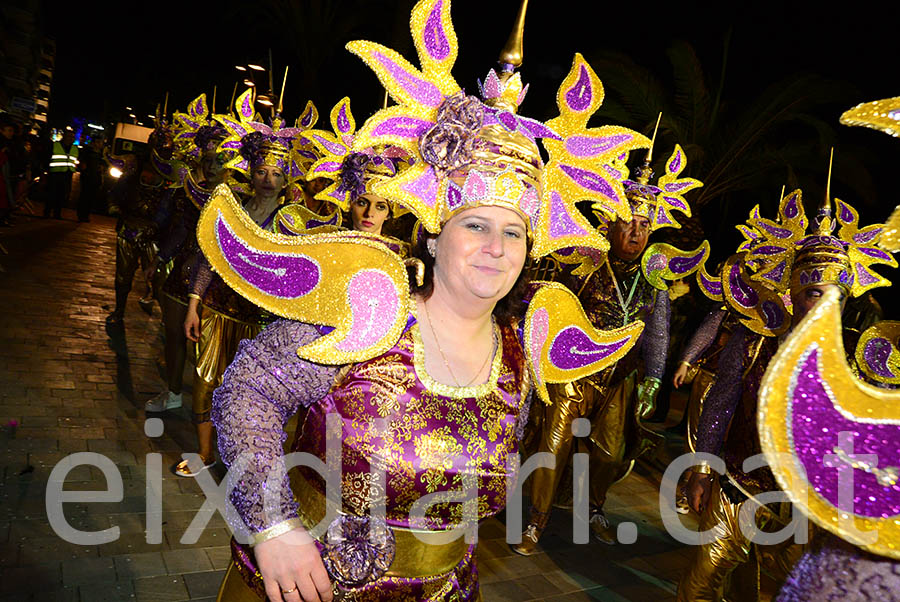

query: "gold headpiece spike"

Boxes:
[163, 92, 169, 118]
[646, 112, 662, 163]
[229, 82, 238, 117]
[277, 66, 289, 115]
[818, 147, 834, 234]
[155, 103, 161, 122]
[382, 87, 390, 110]
[212, 86, 217, 114]
[634, 113, 662, 185]
[779, 184, 785, 201]
[499, 0, 528, 69]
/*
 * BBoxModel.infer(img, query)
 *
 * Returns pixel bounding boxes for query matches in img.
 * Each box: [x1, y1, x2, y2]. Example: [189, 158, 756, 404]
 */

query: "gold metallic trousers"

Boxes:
[192, 310, 260, 423]
[676, 480, 803, 602]
[686, 367, 716, 453]
[529, 371, 637, 514]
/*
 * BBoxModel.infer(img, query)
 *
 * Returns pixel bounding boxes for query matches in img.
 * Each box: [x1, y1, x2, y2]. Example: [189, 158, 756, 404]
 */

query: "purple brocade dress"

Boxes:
[213, 314, 529, 600]
[777, 531, 900, 601]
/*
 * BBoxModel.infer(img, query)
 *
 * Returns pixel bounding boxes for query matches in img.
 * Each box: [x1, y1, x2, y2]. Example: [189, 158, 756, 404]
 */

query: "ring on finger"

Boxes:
[281, 586, 297, 594]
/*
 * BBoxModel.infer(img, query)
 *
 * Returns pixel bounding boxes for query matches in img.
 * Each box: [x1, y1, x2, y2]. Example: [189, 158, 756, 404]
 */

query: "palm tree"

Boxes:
[586, 36, 857, 252]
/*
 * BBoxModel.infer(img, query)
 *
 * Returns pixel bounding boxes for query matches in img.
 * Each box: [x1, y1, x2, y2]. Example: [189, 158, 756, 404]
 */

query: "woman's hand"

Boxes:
[255, 527, 333, 602]
[686, 471, 713, 515]
[184, 298, 201, 342]
[673, 362, 690, 388]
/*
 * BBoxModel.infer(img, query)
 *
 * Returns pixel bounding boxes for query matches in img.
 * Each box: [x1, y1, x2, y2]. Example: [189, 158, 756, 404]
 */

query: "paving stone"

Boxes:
[162, 548, 213, 575]
[203, 546, 231, 570]
[61, 555, 116, 586]
[78, 579, 137, 601]
[114, 551, 168, 580]
[183, 570, 226, 598]
[132, 574, 189, 602]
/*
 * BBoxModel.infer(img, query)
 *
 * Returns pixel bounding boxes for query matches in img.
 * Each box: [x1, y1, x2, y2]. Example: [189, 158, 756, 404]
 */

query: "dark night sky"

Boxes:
[43, 1, 900, 308]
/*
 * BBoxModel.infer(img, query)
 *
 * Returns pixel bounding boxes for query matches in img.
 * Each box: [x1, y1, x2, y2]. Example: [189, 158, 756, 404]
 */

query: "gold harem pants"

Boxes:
[530, 370, 656, 516]
[192, 309, 261, 424]
[676, 479, 803, 602]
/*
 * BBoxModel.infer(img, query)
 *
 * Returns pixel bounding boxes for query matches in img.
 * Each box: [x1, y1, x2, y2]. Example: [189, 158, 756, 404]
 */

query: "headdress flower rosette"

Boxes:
[302, 97, 412, 211]
[621, 144, 702, 232]
[293, 100, 322, 175]
[344, 0, 650, 259]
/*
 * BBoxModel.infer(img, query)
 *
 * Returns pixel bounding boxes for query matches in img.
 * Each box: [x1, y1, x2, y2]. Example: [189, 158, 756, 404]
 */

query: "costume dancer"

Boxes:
[516, 137, 705, 552]
[175, 90, 305, 477]
[678, 175, 897, 601]
[761, 97, 900, 601]
[145, 93, 231, 412]
[200, 1, 659, 598]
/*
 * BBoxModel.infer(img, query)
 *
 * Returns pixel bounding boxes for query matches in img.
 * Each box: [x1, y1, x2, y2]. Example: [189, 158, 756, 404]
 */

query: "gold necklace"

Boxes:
[422, 301, 495, 387]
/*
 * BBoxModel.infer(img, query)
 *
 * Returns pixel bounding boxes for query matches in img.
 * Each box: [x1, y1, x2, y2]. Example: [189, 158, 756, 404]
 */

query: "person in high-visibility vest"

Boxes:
[45, 130, 78, 219]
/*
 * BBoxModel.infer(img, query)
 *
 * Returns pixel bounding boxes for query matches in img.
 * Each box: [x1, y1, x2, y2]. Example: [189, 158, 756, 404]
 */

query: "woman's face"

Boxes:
[790, 283, 847, 326]
[251, 164, 285, 197]
[350, 194, 390, 234]
[200, 150, 227, 184]
[433, 205, 528, 304]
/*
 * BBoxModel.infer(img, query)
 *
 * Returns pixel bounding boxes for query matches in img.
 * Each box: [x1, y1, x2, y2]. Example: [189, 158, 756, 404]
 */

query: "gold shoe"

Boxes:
[510, 523, 543, 556]
[589, 511, 616, 545]
[172, 456, 215, 478]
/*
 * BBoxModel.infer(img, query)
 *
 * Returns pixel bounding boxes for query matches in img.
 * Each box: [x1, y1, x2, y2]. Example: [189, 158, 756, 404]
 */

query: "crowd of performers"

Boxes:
[103, 1, 900, 600]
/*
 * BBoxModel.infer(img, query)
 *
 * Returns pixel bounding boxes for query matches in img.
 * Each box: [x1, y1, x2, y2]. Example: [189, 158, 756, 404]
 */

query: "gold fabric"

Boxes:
[217, 563, 258, 602]
[686, 367, 716, 453]
[676, 480, 802, 602]
[114, 234, 156, 287]
[530, 369, 660, 512]
[291, 473, 470, 579]
[193, 310, 261, 418]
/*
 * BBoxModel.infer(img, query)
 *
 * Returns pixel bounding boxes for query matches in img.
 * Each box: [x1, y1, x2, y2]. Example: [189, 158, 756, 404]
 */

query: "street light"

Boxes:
[243, 78, 255, 87]
[248, 63, 265, 71]
[235, 65, 247, 71]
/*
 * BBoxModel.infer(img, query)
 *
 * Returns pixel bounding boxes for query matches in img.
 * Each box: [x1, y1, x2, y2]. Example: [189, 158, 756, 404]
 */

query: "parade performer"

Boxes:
[275, 97, 410, 252]
[515, 136, 705, 552]
[105, 139, 172, 324]
[678, 175, 897, 601]
[145, 93, 230, 413]
[198, 1, 658, 599]
[757, 97, 900, 601]
[175, 90, 305, 477]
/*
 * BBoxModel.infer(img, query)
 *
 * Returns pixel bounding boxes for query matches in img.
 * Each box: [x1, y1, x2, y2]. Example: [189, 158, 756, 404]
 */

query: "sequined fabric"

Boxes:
[215, 314, 529, 600]
[678, 309, 726, 365]
[777, 531, 900, 601]
[694, 325, 747, 457]
[212, 320, 340, 536]
[567, 257, 669, 379]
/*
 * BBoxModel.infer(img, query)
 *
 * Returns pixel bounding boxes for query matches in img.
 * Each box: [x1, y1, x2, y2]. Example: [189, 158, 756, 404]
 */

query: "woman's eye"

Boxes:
[504, 230, 523, 239]
[466, 223, 484, 231]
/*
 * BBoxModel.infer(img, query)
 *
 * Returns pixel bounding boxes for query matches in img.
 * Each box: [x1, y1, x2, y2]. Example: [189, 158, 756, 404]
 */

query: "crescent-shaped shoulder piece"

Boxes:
[759, 287, 900, 559]
[879, 205, 900, 253]
[840, 97, 900, 138]
[196, 184, 411, 365]
[696, 261, 723, 302]
[721, 252, 790, 337]
[523, 281, 644, 405]
[150, 149, 190, 188]
[856, 320, 900, 386]
[641, 240, 710, 291]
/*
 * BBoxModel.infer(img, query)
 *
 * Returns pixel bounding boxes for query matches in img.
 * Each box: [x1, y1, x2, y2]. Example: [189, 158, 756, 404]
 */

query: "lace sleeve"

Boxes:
[678, 309, 727, 365]
[189, 255, 214, 298]
[212, 319, 341, 537]
[694, 325, 746, 455]
[641, 290, 670, 379]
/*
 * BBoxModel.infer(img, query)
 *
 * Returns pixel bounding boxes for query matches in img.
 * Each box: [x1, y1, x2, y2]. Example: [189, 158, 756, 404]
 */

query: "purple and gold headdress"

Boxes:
[302, 97, 412, 211]
[344, 0, 649, 258]
[215, 89, 305, 186]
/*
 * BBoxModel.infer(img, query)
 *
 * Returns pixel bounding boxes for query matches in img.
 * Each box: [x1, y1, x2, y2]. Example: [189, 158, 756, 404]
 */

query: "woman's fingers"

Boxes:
[296, 574, 321, 602]
[309, 563, 333, 602]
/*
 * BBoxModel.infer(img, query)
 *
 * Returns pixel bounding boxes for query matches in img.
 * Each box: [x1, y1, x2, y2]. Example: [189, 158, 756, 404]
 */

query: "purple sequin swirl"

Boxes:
[321, 515, 395, 588]
[195, 124, 227, 152]
[418, 92, 484, 174]
[337, 152, 372, 201]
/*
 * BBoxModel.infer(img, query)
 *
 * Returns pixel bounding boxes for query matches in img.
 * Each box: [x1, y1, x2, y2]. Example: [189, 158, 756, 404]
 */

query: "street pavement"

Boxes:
[0, 207, 697, 601]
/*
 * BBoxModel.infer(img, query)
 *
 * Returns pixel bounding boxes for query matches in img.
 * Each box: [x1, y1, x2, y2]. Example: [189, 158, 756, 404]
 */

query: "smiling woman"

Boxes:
[206, 1, 653, 600]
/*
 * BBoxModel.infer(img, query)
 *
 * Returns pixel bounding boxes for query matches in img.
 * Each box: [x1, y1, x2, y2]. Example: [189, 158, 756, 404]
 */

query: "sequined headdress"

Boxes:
[344, 0, 650, 258]
[698, 175, 897, 336]
[172, 94, 229, 161]
[215, 89, 305, 186]
[302, 97, 412, 211]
